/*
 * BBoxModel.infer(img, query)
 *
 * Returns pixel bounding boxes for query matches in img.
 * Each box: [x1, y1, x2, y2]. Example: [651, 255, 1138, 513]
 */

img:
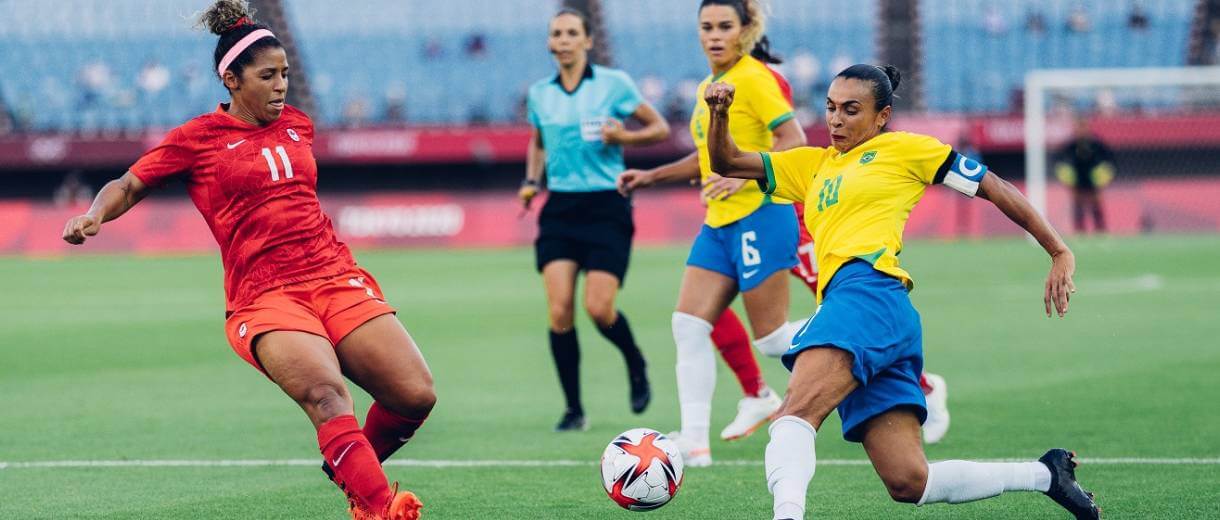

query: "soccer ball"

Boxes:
[600, 428, 684, 511]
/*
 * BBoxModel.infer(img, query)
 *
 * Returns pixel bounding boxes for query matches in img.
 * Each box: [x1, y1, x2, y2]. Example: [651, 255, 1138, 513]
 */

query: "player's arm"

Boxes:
[976, 171, 1075, 318]
[704, 82, 766, 180]
[770, 117, 806, 152]
[519, 129, 545, 208]
[603, 102, 670, 147]
[704, 96, 807, 200]
[62, 171, 148, 245]
[617, 152, 700, 195]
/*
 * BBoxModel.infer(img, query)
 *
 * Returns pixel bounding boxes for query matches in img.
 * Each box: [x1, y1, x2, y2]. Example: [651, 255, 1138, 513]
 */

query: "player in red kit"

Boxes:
[61, 2, 428, 519]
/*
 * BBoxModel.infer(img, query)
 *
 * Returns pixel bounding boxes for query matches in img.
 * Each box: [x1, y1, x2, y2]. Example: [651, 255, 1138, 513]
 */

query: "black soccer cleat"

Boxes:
[629, 370, 651, 414]
[554, 410, 588, 432]
[1040, 449, 1101, 519]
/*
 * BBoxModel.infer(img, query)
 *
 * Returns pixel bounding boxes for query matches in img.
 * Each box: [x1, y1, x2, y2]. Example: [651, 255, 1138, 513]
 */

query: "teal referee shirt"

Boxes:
[526, 64, 645, 192]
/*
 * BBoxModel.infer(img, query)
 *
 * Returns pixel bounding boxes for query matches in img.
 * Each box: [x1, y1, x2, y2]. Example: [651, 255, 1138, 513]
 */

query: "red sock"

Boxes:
[363, 401, 428, 462]
[920, 372, 933, 395]
[318, 415, 393, 512]
[711, 309, 765, 397]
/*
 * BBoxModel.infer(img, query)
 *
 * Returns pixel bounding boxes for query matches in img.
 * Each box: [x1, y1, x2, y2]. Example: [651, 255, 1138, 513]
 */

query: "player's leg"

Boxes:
[1087, 190, 1106, 233]
[717, 271, 789, 440]
[671, 265, 737, 466]
[255, 331, 395, 515]
[710, 308, 768, 399]
[1072, 189, 1087, 233]
[765, 348, 859, 520]
[740, 269, 797, 355]
[334, 314, 436, 462]
[584, 269, 650, 413]
[861, 408, 1099, 518]
[738, 203, 803, 358]
[542, 259, 586, 430]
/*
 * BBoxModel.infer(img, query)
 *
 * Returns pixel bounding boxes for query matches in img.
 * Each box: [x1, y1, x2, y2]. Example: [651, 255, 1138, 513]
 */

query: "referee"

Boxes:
[520, 8, 670, 432]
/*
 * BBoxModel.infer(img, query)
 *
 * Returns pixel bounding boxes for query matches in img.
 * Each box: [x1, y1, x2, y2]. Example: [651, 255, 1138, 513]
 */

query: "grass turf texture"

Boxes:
[2, 235, 1218, 519]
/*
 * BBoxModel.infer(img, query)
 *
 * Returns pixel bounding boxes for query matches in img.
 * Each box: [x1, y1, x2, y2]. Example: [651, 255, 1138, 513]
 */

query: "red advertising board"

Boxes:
[6, 178, 1220, 257]
[3, 112, 1219, 169]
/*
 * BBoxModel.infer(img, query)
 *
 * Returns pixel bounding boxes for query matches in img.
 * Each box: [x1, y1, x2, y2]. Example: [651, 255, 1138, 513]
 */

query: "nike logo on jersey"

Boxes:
[742, 269, 760, 279]
[226, 139, 247, 150]
[331, 441, 357, 467]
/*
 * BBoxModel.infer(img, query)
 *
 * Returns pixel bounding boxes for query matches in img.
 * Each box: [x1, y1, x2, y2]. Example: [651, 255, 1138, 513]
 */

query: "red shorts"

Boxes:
[224, 267, 397, 376]
[790, 203, 819, 293]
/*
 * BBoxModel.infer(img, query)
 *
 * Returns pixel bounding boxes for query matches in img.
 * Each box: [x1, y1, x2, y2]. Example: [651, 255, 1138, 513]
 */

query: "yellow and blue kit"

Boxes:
[686, 55, 798, 291]
[760, 131, 987, 441]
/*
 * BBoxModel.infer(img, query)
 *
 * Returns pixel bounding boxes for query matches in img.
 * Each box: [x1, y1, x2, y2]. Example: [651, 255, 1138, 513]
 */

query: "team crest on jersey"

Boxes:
[287, 128, 300, 142]
[860, 150, 877, 164]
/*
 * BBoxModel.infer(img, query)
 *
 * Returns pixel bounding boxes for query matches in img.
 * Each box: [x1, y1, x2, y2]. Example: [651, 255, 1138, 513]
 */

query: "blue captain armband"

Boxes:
[934, 151, 987, 197]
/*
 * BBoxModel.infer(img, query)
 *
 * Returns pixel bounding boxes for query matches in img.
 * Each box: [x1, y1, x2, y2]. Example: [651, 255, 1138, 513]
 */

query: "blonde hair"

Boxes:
[737, 0, 768, 57]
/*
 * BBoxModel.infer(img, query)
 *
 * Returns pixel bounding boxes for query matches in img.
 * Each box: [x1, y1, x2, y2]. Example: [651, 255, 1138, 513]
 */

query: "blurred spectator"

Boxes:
[984, 5, 1008, 35]
[1095, 88, 1119, 117]
[137, 59, 171, 100]
[1055, 117, 1115, 234]
[1067, 5, 1092, 33]
[1025, 8, 1047, 33]
[1127, 3, 1150, 31]
[666, 78, 702, 122]
[638, 75, 666, 106]
[422, 37, 444, 60]
[789, 49, 820, 102]
[384, 82, 407, 123]
[77, 58, 113, 109]
[0, 94, 13, 135]
[54, 171, 94, 208]
[464, 33, 488, 58]
[342, 98, 369, 128]
[828, 51, 852, 78]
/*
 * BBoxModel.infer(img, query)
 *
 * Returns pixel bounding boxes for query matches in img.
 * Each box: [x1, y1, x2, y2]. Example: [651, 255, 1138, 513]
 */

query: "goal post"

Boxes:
[1023, 66, 1220, 230]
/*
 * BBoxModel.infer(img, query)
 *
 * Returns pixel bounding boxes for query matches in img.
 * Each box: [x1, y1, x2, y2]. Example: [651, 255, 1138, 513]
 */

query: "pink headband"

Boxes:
[217, 29, 276, 77]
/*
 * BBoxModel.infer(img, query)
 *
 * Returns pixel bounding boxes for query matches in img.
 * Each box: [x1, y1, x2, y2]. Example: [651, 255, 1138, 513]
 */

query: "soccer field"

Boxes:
[2, 236, 1218, 519]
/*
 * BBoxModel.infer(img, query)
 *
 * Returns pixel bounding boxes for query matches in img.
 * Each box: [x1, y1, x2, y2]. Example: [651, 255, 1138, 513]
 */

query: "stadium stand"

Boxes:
[0, 0, 217, 132]
[0, 0, 1201, 130]
[921, 0, 1195, 113]
[283, 0, 559, 125]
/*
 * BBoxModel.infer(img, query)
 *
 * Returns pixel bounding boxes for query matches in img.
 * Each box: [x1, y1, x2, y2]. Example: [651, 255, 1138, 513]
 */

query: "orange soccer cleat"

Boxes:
[385, 483, 423, 520]
[346, 482, 423, 520]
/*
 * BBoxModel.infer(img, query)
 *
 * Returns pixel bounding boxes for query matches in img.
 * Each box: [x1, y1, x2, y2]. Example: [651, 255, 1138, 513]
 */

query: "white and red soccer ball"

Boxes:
[600, 428, 684, 511]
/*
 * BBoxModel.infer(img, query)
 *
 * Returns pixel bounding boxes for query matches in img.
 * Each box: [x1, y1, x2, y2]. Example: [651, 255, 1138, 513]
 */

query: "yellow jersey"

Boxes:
[691, 55, 795, 228]
[760, 131, 987, 301]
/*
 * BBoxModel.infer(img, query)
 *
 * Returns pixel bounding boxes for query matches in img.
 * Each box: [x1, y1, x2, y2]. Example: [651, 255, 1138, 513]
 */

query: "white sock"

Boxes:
[918, 460, 1053, 505]
[672, 312, 715, 447]
[753, 321, 800, 357]
[765, 415, 817, 519]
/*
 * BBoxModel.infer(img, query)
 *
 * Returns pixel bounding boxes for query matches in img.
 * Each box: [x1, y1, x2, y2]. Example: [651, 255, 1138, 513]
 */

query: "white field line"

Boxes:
[2, 457, 1218, 470]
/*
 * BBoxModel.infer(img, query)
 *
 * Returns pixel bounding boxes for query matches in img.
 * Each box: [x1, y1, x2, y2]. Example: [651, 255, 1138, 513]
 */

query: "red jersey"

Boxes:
[131, 104, 356, 312]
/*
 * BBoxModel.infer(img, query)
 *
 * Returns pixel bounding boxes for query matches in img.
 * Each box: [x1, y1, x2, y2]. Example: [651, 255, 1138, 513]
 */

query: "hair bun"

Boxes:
[880, 65, 902, 92]
[198, 0, 256, 36]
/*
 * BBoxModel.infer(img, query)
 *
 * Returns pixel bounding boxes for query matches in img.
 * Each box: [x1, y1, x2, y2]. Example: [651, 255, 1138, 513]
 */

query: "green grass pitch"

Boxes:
[2, 236, 1218, 519]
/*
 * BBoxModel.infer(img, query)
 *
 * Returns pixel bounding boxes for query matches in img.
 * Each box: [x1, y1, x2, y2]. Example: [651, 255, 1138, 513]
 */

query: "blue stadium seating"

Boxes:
[0, 0, 219, 132]
[0, 0, 1198, 131]
[284, 0, 559, 125]
[920, 0, 1194, 112]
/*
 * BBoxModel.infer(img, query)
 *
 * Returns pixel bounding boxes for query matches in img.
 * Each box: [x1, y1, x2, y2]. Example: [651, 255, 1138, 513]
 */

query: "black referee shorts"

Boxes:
[534, 190, 635, 285]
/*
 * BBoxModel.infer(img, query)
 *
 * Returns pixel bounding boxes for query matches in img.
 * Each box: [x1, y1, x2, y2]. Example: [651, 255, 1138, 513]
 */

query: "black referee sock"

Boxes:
[597, 311, 646, 374]
[549, 329, 583, 415]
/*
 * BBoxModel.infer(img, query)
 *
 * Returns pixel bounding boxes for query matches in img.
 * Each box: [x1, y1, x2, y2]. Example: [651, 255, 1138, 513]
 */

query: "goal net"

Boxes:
[1023, 66, 1220, 235]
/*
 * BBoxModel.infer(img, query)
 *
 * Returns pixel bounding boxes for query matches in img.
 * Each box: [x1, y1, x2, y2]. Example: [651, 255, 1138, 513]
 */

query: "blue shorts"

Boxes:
[685, 203, 799, 292]
[782, 260, 927, 442]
